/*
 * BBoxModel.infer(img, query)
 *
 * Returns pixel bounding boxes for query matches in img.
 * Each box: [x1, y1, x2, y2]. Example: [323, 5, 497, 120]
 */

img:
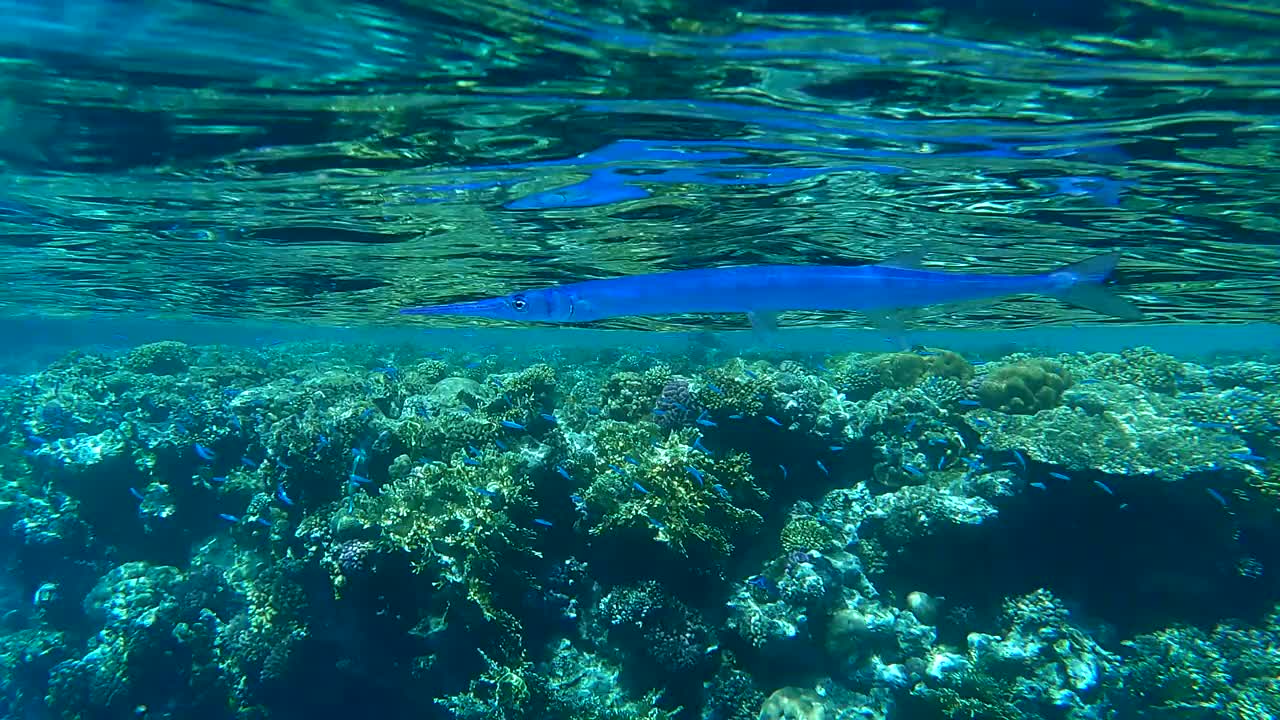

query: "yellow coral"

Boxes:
[780, 517, 836, 554]
[877, 353, 929, 388]
[978, 360, 1073, 415]
[758, 687, 828, 720]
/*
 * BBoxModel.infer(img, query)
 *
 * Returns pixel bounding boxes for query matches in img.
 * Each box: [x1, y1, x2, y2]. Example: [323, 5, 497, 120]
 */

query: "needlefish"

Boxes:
[400, 253, 1142, 325]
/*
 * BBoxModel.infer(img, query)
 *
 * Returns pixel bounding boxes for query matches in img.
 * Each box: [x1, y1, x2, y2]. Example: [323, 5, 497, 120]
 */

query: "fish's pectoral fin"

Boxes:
[878, 249, 928, 270]
[866, 310, 912, 350]
[1053, 284, 1143, 320]
[747, 311, 779, 334]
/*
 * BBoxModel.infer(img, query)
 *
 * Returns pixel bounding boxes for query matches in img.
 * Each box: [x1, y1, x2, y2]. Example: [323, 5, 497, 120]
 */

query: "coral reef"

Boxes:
[1, 341, 1277, 720]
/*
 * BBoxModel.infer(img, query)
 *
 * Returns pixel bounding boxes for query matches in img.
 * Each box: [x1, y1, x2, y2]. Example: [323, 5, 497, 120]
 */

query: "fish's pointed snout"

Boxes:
[400, 297, 510, 318]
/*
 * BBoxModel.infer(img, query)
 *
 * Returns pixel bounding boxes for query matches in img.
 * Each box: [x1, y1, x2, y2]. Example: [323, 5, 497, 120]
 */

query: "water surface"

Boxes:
[0, 0, 1276, 331]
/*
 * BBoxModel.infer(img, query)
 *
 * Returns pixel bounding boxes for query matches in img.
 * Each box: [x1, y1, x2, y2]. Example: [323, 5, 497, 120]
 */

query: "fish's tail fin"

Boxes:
[1047, 253, 1144, 320]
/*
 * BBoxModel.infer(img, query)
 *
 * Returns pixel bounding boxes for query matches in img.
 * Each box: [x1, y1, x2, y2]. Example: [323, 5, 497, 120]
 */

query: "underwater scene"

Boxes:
[2, 1, 1280, 719]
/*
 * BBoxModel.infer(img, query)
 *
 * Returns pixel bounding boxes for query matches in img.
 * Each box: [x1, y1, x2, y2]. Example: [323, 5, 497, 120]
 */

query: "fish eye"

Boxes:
[510, 295, 528, 312]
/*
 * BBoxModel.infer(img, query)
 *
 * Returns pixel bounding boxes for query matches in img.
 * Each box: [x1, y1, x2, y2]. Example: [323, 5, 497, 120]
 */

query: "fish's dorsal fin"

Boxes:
[878, 250, 928, 270]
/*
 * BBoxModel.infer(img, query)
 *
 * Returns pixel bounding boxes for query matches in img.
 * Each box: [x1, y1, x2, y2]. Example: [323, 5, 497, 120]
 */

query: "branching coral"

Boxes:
[582, 424, 766, 558]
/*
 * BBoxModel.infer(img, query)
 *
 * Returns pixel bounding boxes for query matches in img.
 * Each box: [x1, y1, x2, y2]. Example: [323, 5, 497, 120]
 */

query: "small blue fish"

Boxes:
[128, 487, 144, 501]
[696, 416, 718, 428]
[1030, 482, 1047, 491]
[957, 399, 980, 407]
[1230, 452, 1265, 462]
[829, 445, 843, 452]
[652, 408, 668, 416]
[1206, 488, 1228, 507]
[712, 483, 731, 500]
[645, 515, 666, 530]
[624, 455, 640, 466]
[905, 419, 917, 433]
[533, 518, 553, 527]
[539, 413, 558, 423]
[816, 460, 829, 476]
[275, 458, 291, 471]
[500, 420, 525, 431]
[555, 465, 572, 481]
[1011, 449, 1027, 469]
[779, 464, 788, 480]
[472, 486, 497, 497]
[971, 418, 990, 428]
[672, 401, 689, 412]
[491, 377, 505, 388]
[194, 444, 217, 462]
[1093, 480, 1115, 496]
[685, 466, 704, 485]
[632, 481, 650, 494]
[728, 413, 744, 420]
[903, 464, 924, 477]
[350, 474, 371, 484]
[276, 483, 294, 506]
[219, 513, 239, 523]
[691, 437, 711, 455]
[467, 445, 483, 457]
[1049, 472, 1071, 481]
[495, 440, 508, 451]
[256, 517, 272, 527]
[609, 463, 626, 475]
[707, 383, 725, 395]
[210, 476, 227, 483]
[361, 408, 375, 420]
[765, 416, 783, 427]
[743, 369, 758, 379]
[936, 456, 946, 471]
[463, 458, 480, 467]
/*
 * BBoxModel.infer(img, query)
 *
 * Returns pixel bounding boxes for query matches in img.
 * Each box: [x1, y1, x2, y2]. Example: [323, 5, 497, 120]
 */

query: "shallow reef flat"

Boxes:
[1, 339, 1278, 720]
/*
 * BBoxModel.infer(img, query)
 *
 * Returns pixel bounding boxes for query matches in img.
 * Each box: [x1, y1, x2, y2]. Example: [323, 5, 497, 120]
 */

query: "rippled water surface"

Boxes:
[1, 0, 1278, 330]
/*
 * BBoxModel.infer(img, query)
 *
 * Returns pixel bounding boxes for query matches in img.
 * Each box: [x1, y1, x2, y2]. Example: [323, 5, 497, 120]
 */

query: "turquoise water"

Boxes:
[2, 3, 1280, 720]
[1, 0, 1278, 328]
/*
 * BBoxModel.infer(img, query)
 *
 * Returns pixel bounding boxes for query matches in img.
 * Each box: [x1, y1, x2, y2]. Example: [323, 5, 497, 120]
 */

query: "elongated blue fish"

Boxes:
[401, 253, 1141, 323]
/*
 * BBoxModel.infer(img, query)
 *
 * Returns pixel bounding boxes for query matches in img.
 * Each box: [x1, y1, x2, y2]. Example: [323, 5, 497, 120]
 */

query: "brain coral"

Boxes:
[978, 359, 1072, 414]
[122, 341, 196, 375]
